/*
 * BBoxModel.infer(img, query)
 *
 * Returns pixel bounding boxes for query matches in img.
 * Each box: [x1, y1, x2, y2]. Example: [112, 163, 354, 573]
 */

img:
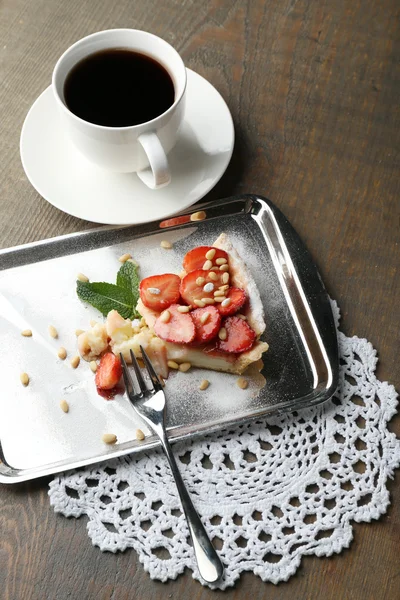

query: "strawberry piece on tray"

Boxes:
[139, 273, 181, 311]
[191, 305, 222, 343]
[159, 215, 191, 228]
[95, 352, 122, 390]
[183, 246, 228, 273]
[154, 304, 196, 344]
[217, 316, 256, 353]
[180, 269, 224, 306]
[217, 287, 247, 317]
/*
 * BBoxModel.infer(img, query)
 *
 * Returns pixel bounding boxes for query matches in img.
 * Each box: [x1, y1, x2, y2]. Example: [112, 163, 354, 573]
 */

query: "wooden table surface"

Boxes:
[0, 0, 399, 598]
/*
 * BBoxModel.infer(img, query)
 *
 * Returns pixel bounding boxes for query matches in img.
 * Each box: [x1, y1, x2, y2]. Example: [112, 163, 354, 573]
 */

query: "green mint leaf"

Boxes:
[76, 281, 134, 319]
[116, 261, 141, 319]
[116, 260, 139, 292]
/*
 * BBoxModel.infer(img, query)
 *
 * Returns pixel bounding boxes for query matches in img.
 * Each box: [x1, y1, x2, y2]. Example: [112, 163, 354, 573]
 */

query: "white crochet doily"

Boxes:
[48, 303, 400, 588]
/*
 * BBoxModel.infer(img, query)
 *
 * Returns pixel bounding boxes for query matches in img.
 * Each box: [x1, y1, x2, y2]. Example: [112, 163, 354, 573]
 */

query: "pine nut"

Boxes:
[160, 310, 171, 323]
[167, 360, 179, 369]
[60, 399, 69, 413]
[136, 429, 145, 441]
[127, 258, 139, 267]
[219, 264, 229, 272]
[199, 379, 210, 390]
[208, 271, 218, 281]
[237, 377, 248, 389]
[70, 355, 80, 369]
[102, 433, 117, 445]
[202, 260, 213, 270]
[90, 361, 98, 373]
[200, 311, 210, 324]
[205, 249, 216, 260]
[196, 277, 205, 286]
[75, 329, 84, 336]
[214, 290, 225, 297]
[190, 210, 206, 221]
[148, 287, 161, 295]
[218, 327, 227, 340]
[221, 298, 231, 307]
[119, 253, 132, 263]
[77, 273, 89, 282]
[90, 319, 97, 327]
[58, 347, 67, 360]
[201, 298, 215, 305]
[160, 240, 173, 249]
[222, 272, 230, 284]
[194, 300, 205, 307]
[20, 372, 29, 386]
[219, 284, 229, 291]
[140, 317, 147, 327]
[158, 374, 165, 387]
[177, 305, 190, 313]
[21, 329, 32, 337]
[215, 257, 227, 265]
[179, 362, 191, 372]
[203, 282, 214, 293]
[49, 325, 58, 339]
[210, 266, 220, 271]
[237, 313, 247, 320]
[214, 297, 225, 303]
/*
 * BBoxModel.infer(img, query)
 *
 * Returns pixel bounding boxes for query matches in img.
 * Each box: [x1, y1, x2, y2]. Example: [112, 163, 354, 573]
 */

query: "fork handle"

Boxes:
[158, 428, 224, 583]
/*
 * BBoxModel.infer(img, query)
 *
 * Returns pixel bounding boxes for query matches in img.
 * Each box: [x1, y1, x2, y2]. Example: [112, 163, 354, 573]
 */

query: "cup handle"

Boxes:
[137, 132, 171, 189]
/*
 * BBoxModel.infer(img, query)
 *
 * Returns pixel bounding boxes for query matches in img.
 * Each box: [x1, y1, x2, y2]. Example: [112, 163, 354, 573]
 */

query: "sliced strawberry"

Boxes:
[154, 304, 195, 344]
[180, 269, 223, 305]
[191, 305, 221, 343]
[217, 316, 256, 353]
[139, 273, 181, 311]
[183, 246, 229, 273]
[217, 287, 247, 317]
[95, 352, 122, 390]
[159, 215, 191, 228]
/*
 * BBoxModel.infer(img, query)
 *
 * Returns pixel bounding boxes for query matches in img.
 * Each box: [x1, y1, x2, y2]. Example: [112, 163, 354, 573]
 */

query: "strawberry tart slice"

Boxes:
[78, 234, 269, 378]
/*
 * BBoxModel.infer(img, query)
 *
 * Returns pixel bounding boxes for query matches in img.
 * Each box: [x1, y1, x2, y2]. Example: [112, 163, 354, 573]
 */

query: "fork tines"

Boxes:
[120, 347, 163, 396]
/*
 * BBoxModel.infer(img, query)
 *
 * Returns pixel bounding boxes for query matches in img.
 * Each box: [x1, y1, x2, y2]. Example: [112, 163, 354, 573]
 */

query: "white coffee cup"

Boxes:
[52, 29, 187, 189]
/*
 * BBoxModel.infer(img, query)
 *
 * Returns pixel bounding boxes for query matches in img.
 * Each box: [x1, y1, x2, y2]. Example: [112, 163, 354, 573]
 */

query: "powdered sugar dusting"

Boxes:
[164, 364, 266, 426]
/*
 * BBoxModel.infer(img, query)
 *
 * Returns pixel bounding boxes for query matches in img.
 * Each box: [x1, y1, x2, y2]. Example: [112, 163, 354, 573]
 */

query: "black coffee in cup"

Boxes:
[64, 49, 175, 127]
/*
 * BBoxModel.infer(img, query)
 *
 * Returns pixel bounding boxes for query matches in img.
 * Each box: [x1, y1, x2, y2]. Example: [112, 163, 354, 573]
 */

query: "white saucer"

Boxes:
[20, 69, 234, 225]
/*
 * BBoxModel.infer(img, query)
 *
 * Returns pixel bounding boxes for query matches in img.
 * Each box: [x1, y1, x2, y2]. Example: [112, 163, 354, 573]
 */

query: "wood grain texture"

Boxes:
[0, 0, 399, 598]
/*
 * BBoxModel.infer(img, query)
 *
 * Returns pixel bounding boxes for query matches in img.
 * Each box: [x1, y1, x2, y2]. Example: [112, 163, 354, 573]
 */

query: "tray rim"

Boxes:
[0, 194, 339, 483]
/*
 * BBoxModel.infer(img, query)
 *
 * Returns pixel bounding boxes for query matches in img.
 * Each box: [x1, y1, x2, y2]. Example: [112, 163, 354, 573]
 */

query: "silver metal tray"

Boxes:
[0, 195, 338, 483]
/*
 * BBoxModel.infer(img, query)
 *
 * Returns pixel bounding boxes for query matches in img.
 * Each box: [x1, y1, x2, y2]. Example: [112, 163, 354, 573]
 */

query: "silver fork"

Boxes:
[120, 347, 224, 584]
